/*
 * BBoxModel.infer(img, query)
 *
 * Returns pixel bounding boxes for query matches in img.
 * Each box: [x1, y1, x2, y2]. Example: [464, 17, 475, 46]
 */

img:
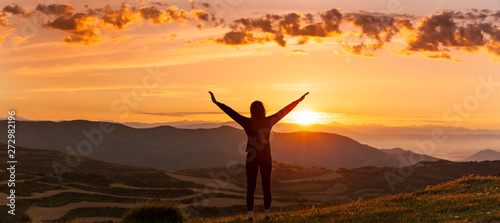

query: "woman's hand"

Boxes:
[298, 92, 309, 102]
[209, 91, 218, 104]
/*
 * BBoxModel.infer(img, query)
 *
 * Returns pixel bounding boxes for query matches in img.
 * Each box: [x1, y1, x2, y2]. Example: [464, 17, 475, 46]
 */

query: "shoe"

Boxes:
[265, 216, 270, 220]
[248, 217, 253, 222]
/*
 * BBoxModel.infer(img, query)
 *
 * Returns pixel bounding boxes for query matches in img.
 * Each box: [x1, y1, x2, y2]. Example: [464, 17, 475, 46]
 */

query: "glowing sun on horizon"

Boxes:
[290, 111, 318, 125]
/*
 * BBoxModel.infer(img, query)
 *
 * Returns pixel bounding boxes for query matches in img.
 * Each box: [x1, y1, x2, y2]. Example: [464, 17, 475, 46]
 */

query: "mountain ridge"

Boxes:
[463, 149, 500, 162]
[0, 120, 415, 170]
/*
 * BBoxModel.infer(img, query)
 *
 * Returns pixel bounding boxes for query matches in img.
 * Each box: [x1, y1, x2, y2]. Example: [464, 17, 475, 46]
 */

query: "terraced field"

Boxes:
[0, 145, 328, 222]
[2, 144, 499, 222]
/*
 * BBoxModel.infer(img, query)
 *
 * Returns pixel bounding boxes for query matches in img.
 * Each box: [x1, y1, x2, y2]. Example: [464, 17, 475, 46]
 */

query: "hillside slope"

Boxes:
[195, 175, 500, 222]
[0, 120, 402, 170]
[0, 143, 335, 222]
[1, 143, 498, 222]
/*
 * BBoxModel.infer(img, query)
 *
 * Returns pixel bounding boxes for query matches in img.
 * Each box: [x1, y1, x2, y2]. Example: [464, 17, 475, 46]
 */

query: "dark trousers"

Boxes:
[246, 153, 272, 211]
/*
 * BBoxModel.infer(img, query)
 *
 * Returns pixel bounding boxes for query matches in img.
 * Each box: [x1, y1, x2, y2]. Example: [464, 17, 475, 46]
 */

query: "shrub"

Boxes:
[122, 200, 188, 223]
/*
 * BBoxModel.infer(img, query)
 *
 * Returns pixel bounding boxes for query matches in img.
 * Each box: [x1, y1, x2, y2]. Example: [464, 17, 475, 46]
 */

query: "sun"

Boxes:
[291, 111, 318, 125]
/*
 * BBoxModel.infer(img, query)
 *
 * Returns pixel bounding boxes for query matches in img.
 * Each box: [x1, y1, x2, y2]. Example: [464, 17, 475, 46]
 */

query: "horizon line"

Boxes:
[1, 116, 500, 131]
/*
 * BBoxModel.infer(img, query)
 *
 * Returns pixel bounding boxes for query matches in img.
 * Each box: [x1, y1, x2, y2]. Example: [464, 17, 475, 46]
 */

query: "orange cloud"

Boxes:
[211, 8, 500, 60]
[1, 2, 499, 61]
[38, 3, 217, 45]
[217, 9, 343, 47]
[0, 13, 12, 45]
[0, 2, 218, 45]
[0, 12, 8, 28]
[45, 13, 101, 45]
[100, 4, 142, 30]
[288, 50, 308, 55]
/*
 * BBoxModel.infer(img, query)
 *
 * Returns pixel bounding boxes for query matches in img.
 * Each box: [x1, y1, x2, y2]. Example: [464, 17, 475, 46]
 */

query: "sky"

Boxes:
[1, 0, 500, 129]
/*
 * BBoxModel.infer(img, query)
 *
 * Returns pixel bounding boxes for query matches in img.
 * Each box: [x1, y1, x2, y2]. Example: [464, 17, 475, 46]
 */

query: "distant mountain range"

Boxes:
[118, 120, 500, 160]
[0, 120, 447, 171]
[380, 148, 442, 165]
[463, 149, 500, 162]
[3, 117, 499, 161]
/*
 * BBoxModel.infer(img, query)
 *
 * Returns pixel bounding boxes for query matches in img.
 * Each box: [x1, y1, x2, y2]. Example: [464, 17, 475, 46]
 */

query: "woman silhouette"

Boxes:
[209, 91, 309, 221]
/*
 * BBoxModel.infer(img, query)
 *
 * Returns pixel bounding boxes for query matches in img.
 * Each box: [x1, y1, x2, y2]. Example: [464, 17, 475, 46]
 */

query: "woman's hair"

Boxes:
[250, 100, 269, 144]
[250, 101, 266, 119]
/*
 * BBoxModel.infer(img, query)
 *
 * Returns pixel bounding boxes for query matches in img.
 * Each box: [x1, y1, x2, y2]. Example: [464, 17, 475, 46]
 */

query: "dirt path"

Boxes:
[109, 183, 167, 190]
[19, 188, 75, 199]
[20, 182, 175, 200]
[21, 183, 294, 222]
[166, 172, 243, 191]
[280, 172, 341, 183]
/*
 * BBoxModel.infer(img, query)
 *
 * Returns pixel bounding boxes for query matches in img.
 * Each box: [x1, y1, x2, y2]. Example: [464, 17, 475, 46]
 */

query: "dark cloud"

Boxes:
[139, 6, 167, 24]
[45, 13, 100, 44]
[341, 11, 413, 55]
[232, 17, 277, 33]
[1, 2, 499, 60]
[2, 4, 25, 15]
[149, 2, 169, 7]
[36, 4, 74, 16]
[212, 30, 271, 45]
[200, 3, 211, 9]
[38, 3, 216, 45]
[405, 10, 500, 58]
[187, 1, 212, 9]
[492, 11, 500, 19]
[214, 9, 343, 47]
[483, 24, 500, 56]
[320, 9, 343, 34]
[345, 12, 412, 44]
[212, 8, 500, 60]
[278, 9, 343, 38]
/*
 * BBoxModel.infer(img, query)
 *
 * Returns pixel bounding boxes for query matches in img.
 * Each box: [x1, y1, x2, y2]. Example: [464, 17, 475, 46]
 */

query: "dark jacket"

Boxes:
[215, 100, 300, 154]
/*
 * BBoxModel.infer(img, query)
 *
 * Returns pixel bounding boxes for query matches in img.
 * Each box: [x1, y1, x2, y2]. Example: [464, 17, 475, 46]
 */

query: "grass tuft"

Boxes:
[122, 200, 188, 223]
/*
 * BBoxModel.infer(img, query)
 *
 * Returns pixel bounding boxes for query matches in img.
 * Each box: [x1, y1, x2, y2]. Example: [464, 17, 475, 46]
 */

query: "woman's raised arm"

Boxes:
[269, 92, 309, 126]
[209, 91, 247, 126]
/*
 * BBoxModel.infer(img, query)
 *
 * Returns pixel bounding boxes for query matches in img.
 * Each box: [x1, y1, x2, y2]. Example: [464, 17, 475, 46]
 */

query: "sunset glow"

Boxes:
[288, 111, 320, 125]
[0, 1, 499, 129]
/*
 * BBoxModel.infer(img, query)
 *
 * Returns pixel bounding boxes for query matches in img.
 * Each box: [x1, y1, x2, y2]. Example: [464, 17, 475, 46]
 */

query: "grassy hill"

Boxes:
[0, 143, 331, 222]
[192, 175, 500, 222]
[2, 142, 499, 222]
